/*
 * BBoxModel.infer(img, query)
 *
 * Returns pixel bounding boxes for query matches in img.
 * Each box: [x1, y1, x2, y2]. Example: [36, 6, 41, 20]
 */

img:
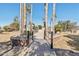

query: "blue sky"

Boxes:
[56, 3, 79, 25]
[0, 3, 79, 27]
[0, 3, 20, 27]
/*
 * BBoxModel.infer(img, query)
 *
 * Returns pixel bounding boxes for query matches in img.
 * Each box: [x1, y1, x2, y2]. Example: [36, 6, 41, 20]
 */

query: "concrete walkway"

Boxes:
[25, 29, 56, 56]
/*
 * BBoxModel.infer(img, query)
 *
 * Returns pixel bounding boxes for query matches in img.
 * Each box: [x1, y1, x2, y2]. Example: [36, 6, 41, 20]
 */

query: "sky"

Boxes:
[0, 3, 20, 27]
[0, 3, 79, 27]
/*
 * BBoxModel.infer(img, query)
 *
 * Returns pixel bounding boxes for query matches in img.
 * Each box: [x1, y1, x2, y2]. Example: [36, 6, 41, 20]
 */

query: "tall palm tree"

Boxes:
[23, 3, 28, 35]
[51, 3, 56, 49]
[30, 4, 32, 33]
[26, 4, 33, 34]
[20, 3, 22, 34]
[10, 16, 19, 31]
[44, 3, 48, 39]
[52, 3, 56, 34]
[20, 3, 27, 34]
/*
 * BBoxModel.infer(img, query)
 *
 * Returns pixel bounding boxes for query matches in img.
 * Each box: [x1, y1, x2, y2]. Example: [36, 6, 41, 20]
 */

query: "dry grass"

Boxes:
[0, 31, 20, 42]
[54, 35, 72, 50]
[53, 32, 79, 52]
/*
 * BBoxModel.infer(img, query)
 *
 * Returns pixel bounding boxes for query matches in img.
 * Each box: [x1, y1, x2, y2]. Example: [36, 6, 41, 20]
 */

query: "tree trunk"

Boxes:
[44, 3, 48, 39]
[20, 3, 27, 35]
[30, 4, 32, 33]
[51, 3, 56, 49]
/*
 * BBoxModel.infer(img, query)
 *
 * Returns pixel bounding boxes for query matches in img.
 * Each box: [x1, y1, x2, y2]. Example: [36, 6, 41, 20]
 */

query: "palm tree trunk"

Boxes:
[51, 3, 56, 49]
[20, 3, 21, 34]
[52, 3, 56, 34]
[44, 3, 48, 39]
[20, 3, 24, 34]
[24, 3, 27, 34]
[20, 3, 27, 35]
[30, 4, 32, 33]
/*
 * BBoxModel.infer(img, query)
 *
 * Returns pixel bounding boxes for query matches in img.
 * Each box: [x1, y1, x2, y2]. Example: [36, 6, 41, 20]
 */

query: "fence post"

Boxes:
[51, 31, 53, 49]
[27, 31, 29, 41]
[32, 31, 33, 40]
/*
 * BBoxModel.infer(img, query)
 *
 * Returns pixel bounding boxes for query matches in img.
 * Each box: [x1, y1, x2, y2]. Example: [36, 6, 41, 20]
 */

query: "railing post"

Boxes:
[51, 31, 53, 49]
[27, 31, 29, 41]
[32, 31, 33, 41]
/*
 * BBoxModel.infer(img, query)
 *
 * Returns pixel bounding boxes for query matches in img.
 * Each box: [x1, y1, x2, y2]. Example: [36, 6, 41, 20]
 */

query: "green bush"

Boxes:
[3, 26, 9, 32]
[38, 25, 42, 29]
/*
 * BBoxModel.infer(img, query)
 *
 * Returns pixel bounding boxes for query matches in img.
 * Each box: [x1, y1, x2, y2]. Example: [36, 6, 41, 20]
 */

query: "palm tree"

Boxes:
[56, 20, 77, 32]
[20, 3, 27, 34]
[52, 3, 56, 34]
[30, 4, 32, 33]
[26, 4, 33, 34]
[51, 3, 56, 49]
[44, 3, 48, 39]
[23, 3, 27, 35]
[26, 4, 31, 14]
[10, 16, 19, 31]
[65, 20, 76, 32]
[20, 3, 24, 34]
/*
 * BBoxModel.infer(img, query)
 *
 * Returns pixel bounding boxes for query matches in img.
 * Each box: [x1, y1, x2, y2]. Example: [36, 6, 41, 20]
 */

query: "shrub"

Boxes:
[3, 26, 9, 32]
[38, 25, 42, 29]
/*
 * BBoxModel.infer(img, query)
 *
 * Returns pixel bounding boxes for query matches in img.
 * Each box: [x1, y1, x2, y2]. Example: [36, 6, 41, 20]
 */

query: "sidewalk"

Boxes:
[25, 29, 56, 56]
